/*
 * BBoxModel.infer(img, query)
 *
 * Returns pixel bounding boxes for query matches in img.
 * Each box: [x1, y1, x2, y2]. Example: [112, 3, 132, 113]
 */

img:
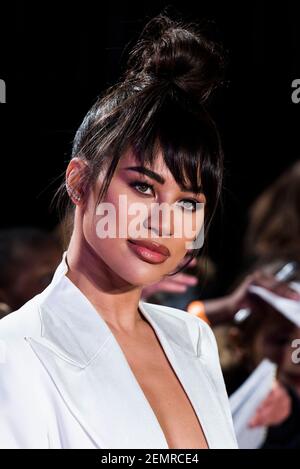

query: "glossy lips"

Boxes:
[127, 238, 170, 264]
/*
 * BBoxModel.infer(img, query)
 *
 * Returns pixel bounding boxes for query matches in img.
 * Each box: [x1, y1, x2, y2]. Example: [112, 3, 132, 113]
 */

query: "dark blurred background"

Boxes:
[1, 0, 300, 294]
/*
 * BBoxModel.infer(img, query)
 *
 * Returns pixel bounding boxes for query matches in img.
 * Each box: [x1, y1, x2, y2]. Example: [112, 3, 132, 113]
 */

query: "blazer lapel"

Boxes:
[27, 330, 169, 449]
[138, 302, 236, 449]
[26, 251, 233, 449]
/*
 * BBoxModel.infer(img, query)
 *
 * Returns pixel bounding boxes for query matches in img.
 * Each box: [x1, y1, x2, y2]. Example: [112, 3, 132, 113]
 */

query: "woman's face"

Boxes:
[70, 148, 206, 287]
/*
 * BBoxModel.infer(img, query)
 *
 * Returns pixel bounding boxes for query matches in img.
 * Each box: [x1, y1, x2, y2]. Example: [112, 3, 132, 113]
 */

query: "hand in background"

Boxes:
[225, 270, 300, 320]
[248, 381, 291, 428]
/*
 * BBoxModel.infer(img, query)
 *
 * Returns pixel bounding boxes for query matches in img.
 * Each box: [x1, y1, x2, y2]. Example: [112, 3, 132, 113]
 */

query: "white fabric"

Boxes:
[0, 251, 238, 449]
[230, 359, 277, 449]
[248, 284, 300, 327]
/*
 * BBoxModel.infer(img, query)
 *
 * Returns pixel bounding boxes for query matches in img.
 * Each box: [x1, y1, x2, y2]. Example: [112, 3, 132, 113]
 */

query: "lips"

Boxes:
[127, 238, 170, 264]
[127, 239, 170, 257]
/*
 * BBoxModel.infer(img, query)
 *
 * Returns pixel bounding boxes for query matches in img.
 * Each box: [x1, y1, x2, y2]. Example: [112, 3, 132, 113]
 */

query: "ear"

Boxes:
[65, 157, 90, 204]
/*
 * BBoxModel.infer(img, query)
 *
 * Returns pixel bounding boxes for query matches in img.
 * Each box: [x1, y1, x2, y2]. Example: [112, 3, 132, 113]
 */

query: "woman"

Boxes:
[0, 14, 237, 449]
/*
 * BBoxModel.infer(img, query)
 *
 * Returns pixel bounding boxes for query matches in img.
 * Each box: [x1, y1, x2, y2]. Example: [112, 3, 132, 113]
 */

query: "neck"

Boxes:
[65, 227, 145, 333]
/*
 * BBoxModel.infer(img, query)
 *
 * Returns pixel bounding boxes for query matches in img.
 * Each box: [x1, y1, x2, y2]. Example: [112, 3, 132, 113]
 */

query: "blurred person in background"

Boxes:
[0, 227, 62, 318]
[244, 160, 300, 266]
[217, 261, 300, 448]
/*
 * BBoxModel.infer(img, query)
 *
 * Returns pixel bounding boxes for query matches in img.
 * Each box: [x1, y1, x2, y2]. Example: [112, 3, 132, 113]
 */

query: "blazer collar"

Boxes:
[35, 250, 200, 366]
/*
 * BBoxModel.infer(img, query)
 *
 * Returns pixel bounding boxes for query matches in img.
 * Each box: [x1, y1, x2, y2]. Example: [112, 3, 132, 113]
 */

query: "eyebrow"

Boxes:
[123, 166, 204, 194]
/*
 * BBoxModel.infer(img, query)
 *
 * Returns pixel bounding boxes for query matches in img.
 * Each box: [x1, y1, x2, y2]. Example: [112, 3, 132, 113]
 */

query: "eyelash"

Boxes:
[129, 180, 201, 212]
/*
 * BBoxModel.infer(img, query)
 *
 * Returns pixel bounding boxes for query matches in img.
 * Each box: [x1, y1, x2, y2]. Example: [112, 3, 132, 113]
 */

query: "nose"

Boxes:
[144, 203, 175, 238]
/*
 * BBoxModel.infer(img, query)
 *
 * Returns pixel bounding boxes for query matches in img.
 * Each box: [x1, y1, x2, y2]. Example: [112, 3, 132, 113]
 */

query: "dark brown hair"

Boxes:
[53, 13, 226, 274]
[245, 161, 300, 265]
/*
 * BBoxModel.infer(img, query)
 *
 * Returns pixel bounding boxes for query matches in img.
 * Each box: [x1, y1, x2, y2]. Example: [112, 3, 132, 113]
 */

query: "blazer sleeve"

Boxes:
[0, 338, 49, 449]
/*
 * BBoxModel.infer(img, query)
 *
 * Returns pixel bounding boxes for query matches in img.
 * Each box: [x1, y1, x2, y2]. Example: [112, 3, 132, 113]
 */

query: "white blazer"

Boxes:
[0, 251, 238, 449]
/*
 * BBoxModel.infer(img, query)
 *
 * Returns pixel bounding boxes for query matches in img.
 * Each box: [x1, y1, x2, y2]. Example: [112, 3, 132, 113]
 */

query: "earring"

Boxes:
[66, 181, 81, 202]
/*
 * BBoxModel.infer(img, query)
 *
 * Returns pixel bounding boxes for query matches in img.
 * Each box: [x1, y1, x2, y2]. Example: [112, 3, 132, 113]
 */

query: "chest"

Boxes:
[113, 324, 209, 449]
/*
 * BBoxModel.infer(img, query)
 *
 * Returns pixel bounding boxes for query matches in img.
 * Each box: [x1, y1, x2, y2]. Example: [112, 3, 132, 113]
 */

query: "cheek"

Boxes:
[182, 209, 204, 239]
[173, 209, 204, 252]
[169, 238, 189, 262]
[82, 183, 194, 282]
[96, 181, 143, 238]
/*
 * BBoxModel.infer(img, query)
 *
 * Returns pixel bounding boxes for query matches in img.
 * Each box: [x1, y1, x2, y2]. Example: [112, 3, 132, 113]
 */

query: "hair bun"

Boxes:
[124, 14, 226, 103]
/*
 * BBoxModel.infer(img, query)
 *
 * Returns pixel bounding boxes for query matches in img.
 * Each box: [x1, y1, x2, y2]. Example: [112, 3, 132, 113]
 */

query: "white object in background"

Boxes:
[230, 358, 277, 449]
[289, 281, 300, 294]
[248, 283, 300, 327]
[234, 262, 298, 324]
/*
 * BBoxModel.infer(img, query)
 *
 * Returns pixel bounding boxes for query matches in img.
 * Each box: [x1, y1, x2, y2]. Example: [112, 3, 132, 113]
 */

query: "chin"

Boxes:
[97, 240, 171, 284]
[123, 264, 165, 286]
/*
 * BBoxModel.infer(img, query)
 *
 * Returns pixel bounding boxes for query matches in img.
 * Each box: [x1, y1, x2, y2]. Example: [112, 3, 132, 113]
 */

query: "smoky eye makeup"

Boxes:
[129, 178, 154, 195]
[128, 177, 205, 212]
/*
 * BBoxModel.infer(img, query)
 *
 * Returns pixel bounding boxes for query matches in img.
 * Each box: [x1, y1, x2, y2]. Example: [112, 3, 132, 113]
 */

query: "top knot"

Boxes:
[123, 14, 226, 103]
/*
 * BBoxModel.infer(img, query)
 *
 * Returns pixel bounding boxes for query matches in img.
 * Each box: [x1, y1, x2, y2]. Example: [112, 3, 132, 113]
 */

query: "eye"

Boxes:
[178, 199, 201, 211]
[129, 180, 155, 196]
[129, 180, 204, 210]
